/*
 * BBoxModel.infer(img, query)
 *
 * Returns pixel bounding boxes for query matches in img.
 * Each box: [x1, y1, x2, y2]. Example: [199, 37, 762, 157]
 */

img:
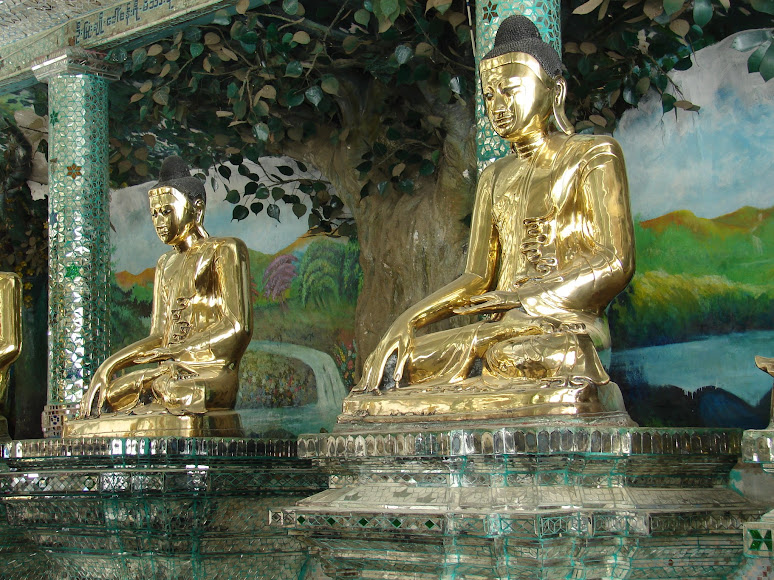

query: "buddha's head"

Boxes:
[148, 156, 208, 247]
[480, 16, 572, 139]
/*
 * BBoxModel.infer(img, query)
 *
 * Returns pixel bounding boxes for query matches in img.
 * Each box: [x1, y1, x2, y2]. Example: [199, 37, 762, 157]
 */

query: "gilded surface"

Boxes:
[65, 168, 252, 438]
[347, 40, 634, 423]
[754, 355, 774, 429]
[0, 273, 21, 439]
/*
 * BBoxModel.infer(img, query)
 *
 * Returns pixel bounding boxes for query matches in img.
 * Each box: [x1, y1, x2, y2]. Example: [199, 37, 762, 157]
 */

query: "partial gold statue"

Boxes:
[0, 273, 21, 441]
[754, 356, 774, 429]
[64, 156, 253, 438]
[344, 15, 635, 424]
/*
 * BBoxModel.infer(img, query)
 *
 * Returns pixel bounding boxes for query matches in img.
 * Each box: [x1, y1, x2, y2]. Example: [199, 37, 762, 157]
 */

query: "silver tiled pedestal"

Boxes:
[0, 437, 327, 579]
[276, 424, 766, 579]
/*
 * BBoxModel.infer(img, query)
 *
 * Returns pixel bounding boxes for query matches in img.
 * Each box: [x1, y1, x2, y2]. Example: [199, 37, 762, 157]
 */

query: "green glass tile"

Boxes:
[749, 529, 773, 552]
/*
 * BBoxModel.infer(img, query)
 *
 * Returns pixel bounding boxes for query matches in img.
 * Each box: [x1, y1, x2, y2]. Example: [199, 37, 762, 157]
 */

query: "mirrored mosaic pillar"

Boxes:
[33, 49, 121, 438]
[475, 0, 561, 169]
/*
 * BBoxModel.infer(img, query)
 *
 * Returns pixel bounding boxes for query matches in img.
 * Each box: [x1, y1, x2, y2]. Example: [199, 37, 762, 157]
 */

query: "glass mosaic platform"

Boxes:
[275, 424, 768, 579]
[740, 425, 774, 575]
[0, 437, 328, 580]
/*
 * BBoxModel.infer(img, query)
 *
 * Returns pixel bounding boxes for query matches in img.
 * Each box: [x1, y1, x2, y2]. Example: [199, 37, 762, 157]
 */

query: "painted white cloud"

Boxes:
[615, 30, 774, 221]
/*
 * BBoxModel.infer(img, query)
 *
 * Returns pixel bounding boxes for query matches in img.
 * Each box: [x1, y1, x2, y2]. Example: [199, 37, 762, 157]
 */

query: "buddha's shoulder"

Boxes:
[200, 236, 247, 247]
[558, 133, 624, 157]
[199, 236, 249, 255]
[480, 154, 515, 180]
[159, 238, 248, 260]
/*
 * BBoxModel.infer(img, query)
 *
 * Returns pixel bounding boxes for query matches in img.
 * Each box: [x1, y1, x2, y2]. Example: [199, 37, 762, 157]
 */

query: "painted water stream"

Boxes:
[238, 340, 349, 435]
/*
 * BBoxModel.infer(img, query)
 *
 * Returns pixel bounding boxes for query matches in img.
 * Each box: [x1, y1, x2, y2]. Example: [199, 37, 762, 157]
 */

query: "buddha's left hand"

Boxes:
[452, 291, 520, 315]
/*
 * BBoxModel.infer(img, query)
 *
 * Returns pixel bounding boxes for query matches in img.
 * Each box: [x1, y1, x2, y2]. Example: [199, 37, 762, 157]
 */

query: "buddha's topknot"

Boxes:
[152, 155, 206, 205]
[482, 15, 562, 77]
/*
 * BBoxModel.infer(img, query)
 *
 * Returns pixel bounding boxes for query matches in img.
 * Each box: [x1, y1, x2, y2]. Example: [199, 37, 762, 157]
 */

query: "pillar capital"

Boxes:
[32, 47, 121, 84]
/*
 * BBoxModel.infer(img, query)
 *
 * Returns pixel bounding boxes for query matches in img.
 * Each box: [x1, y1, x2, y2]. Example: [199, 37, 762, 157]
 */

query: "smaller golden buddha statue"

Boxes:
[0, 273, 21, 441]
[343, 15, 635, 425]
[65, 156, 253, 438]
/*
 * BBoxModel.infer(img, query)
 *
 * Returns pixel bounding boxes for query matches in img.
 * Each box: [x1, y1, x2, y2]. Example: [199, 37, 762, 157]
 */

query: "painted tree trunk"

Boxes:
[286, 97, 478, 376]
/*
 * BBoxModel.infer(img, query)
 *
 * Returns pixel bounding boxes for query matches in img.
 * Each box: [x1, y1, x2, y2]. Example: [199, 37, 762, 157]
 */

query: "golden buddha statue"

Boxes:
[65, 156, 253, 438]
[0, 273, 21, 441]
[343, 16, 635, 424]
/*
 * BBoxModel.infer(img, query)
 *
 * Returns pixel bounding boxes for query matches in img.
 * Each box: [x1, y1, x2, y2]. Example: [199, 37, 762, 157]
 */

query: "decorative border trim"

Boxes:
[3, 436, 299, 462]
[299, 427, 742, 460]
[275, 508, 762, 539]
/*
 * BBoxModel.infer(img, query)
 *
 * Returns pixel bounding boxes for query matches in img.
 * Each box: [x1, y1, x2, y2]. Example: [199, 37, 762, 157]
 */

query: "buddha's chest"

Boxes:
[159, 248, 220, 344]
[489, 156, 575, 280]
[161, 249, 218, 297]
[490, 158, 565, 233]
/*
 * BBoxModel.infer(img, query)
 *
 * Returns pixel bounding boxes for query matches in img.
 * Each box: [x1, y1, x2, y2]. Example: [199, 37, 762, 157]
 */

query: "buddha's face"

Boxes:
[481, 59, 553, 140]
[149, 187, 202, 246]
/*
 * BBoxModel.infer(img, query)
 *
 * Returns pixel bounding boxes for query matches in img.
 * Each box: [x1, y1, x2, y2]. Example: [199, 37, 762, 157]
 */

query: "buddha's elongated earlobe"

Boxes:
[193, 198, 205, 221]
[552, 76, 575, 136]
[192, 198, 209, 238]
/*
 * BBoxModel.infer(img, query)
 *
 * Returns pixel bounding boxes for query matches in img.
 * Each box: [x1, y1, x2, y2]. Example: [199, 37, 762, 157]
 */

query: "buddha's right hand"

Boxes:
[452, 290, 520, 315]
[355, 316, 415, 392]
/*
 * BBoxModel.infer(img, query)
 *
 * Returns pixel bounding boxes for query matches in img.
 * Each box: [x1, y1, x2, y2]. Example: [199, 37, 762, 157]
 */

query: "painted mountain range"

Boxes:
[610, 205, 774, 349]
[640, 206, 774, 238]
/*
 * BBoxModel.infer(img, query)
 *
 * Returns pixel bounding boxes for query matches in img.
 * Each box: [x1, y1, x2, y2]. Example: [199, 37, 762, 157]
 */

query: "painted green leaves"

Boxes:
[732, 29, 774, 82]
[218, 158, 332, 228]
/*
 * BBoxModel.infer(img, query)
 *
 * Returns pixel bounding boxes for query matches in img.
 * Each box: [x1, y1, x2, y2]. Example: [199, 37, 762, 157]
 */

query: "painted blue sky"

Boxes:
[615, 31, 774, 221]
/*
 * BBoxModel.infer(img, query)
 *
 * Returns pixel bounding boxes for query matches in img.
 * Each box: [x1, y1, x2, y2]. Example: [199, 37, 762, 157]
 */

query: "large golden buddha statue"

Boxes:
[0, 273, 21, 440]
[343, 16, 635, 424]
[65, 156, 253, 437]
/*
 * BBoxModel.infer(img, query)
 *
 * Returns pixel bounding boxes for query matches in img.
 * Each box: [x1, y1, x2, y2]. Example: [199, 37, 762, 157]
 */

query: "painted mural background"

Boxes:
[608, 32, 774, 428]
[107, 31, 774, 434]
